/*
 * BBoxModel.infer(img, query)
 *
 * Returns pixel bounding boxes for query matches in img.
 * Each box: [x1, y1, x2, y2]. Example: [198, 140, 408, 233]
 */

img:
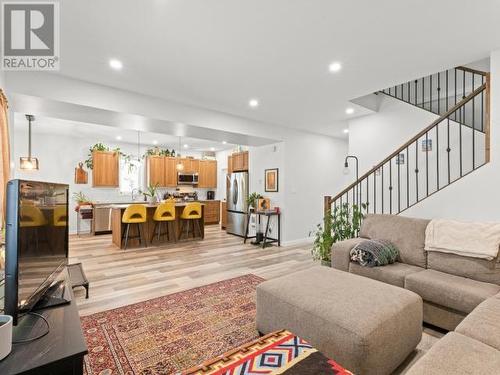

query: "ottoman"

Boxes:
[256, 266, 422, 375]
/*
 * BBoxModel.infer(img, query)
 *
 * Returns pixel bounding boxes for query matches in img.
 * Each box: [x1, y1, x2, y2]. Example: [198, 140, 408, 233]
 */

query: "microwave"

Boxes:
[177, 172, 199, 185]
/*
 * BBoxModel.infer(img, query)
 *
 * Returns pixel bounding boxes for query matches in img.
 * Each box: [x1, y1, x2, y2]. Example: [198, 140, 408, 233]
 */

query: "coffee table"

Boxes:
[182, 330, 352, 374]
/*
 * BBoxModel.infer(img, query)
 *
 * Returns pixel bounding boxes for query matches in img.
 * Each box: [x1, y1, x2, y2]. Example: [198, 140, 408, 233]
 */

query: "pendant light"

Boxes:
[176, 136, 184, 171]
[20, 114, 39, 170]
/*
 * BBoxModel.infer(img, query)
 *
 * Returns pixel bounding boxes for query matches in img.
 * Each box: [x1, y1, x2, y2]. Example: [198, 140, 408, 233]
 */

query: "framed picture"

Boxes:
[265, 168, 279, 192]
[422, 139, 432, 152]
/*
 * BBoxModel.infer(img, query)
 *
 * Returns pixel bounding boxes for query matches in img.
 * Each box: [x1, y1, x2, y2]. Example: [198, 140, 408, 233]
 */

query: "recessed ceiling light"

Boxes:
[183, 144, 188, 148]
[248, 99, 259, 108]
[345, 107, 354, 115]
[109, 59, 123, 70]
[329, 62, 342, 73]
[343, 129, 349, 134]
[116, 135, 122, 140]
[210, 147, 215, 151]
[222, 141, 227, 145]
[152, 140, 158, 145]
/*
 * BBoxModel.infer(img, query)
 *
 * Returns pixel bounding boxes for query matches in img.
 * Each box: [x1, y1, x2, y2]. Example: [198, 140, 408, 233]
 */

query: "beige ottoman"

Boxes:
[256, 266, 422, 375]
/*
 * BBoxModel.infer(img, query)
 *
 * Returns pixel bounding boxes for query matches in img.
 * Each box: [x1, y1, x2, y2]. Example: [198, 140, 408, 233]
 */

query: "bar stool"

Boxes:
[53, 205, 68, 226]
[122, 204, 147, 249]
[179, 202, 203, 239]
[151, 201, 176, 244]
[20, 204, 49, 252]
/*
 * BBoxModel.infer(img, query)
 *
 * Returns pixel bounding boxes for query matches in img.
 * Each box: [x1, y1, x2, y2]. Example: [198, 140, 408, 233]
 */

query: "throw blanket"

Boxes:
[350, 239, 399, 267]
[425, 219, 500, 260]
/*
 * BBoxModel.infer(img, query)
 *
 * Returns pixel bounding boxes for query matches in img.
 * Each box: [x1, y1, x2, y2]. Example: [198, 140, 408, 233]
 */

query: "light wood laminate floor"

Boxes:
[69, 225, 315, 316]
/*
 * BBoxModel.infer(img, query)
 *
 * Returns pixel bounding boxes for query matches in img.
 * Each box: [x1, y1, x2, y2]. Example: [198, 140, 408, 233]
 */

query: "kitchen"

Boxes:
[11, 113, 259, 249]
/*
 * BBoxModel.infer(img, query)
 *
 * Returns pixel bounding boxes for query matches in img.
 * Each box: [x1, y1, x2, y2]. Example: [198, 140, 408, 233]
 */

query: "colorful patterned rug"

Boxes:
[81, 275, 264, 374]
[183, 330, 353, 375]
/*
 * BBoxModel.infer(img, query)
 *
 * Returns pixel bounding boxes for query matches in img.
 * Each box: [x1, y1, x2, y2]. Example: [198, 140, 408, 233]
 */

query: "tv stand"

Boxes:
[33, 279, 72, 311]
[0, 269, 88, 375]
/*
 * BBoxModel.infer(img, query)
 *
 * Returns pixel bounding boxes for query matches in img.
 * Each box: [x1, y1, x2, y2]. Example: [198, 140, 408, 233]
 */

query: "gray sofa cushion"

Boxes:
[456, 297, 500, 351]
[331, 237, 364, 271]
[427, 251, 500, 285]
[256, 267, 422, 375]
[360, 214, 429, 267]
[406, 332, 500, 375]
[349, 261, 424, 288]
[405, 269, 500, 313]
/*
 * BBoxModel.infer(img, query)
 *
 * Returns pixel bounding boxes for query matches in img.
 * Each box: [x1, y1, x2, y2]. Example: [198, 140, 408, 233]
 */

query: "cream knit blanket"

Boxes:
[425, 219, 500, 260]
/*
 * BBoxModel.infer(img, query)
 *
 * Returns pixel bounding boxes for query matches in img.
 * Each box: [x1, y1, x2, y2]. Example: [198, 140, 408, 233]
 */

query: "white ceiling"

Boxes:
[55, 0, 500, 137]
[13, 113, 235, 152]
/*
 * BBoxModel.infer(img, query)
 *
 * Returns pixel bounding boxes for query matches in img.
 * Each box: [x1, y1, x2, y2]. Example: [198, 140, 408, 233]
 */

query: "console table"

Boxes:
[0, 269, 88, 375]
[243, 210, 281, 248]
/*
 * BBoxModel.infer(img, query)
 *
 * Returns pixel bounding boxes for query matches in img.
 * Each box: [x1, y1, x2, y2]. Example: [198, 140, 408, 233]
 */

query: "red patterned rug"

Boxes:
[81, 274, 264, 374]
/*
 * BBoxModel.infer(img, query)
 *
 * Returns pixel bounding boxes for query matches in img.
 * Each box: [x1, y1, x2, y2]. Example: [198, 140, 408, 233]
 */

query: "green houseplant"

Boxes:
[311, 202, 367, 266]
[143, 183, 159, 203]
[246, 192, 263, 211]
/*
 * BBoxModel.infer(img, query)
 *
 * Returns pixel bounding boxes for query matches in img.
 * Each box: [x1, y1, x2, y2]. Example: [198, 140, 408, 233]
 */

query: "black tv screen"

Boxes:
[4, 179, 69, 325]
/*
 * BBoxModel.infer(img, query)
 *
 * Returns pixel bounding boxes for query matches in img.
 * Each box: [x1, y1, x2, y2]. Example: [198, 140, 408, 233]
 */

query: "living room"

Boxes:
[1, 1, 500, 374]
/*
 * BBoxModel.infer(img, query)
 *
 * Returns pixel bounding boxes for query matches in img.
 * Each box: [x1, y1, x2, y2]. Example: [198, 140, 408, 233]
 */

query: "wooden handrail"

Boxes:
[329, 83, 487, 204]
[456, 66, 488, 76]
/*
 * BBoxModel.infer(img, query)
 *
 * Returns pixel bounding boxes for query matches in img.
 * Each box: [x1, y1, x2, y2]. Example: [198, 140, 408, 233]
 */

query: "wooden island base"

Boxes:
[111, 203, 205, 249]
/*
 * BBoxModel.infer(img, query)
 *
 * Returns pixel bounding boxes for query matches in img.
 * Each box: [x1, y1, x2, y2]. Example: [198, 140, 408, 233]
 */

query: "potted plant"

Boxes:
[246, 192, 263, 212]
[143, 183, 159, 203]
[72, 191, 93, 212]
[311, 203, 367, 266]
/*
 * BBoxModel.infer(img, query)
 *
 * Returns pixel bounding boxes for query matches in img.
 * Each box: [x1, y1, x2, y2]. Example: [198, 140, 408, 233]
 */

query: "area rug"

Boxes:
[81, 274, 264, 375]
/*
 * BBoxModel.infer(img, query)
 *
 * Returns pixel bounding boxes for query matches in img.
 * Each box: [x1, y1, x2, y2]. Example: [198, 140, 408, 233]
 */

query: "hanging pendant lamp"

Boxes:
[176, 136, 184, 171]
[20, 114, 39, 170]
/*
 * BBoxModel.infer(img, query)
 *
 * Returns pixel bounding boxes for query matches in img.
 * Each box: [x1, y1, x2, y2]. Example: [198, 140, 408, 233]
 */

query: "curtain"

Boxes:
[0, 89, 10, 232]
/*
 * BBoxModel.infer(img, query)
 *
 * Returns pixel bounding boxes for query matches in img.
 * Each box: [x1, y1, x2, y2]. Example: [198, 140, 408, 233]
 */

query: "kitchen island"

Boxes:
[110, 202, 205, 249]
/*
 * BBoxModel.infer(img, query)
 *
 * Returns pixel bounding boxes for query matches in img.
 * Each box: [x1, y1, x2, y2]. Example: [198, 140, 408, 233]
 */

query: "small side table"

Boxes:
[244, 210, 281, 248]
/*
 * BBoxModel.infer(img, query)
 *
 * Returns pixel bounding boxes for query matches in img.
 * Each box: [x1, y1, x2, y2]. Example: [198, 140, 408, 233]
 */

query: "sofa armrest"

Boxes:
[331, 237, 365, 271]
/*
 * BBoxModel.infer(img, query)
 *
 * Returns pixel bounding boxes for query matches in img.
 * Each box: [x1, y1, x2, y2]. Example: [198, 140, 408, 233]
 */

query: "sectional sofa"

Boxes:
[331, 214, 500, 374]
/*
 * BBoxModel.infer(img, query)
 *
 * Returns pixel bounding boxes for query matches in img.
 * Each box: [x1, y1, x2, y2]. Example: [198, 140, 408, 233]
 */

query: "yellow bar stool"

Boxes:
[122, 204, 147, 249]
[20, 204, 49, 252]
[53, 205, 68, 227]
[179, 202, 203, 240]
[151, 201, 176, 244]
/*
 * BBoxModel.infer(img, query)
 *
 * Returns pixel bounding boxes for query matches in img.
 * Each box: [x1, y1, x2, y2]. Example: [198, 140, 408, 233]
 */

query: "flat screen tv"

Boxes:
[4, 179, 69, 325]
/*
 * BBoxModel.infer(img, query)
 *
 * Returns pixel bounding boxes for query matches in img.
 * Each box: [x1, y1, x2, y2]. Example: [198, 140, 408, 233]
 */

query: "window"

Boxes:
[119, 157, 141, 194]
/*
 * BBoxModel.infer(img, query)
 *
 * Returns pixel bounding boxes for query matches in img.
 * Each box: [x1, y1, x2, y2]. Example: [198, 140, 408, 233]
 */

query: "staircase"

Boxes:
[325, 66, 490, 217]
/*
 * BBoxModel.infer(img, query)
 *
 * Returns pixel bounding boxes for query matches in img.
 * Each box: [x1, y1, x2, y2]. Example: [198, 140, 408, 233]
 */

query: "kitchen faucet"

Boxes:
[131, 188, 140, 201]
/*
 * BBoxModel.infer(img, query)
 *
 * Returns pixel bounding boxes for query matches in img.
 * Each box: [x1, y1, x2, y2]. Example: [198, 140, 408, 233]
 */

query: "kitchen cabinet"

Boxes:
[165, 157, 177, 187]
[221, 201, 227, 229]
[231, 151, 249, 172]
[199, 160, 217, 188]
[92, 151, 119, 187]
[147, 156, 165, 186]
[228, 155, 233, 174]
[203, 200, 220, 225]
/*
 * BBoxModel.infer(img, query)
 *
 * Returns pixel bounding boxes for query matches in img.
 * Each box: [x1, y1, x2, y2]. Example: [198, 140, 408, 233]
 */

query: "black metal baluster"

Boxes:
[446, 117, 451, 185]
[425, 132, 429, 196]
[437, 72, 441, 115]
[459, 106, 463, 176]
[436, 123, 439, 190]
[462, 70, 466, 99]
[401, 84, 404, 101]
[373, 172, 376, 214]
[472, 91, 476, 169]
[397, 153, 401, 213]
[381, 165, 384, 214]
[415, 80, 418, 106]
[430, 74, 433, 112]
[446, 69, 449, 112]
[366, 177, 369, 211]
[389, 160, 393, 214]
[407, 81, 411, 104]
[406, 147, 409, 209]
[422, 77, 425, 109]
[454, 69, 457, 122]
[415, 140, 419, 202]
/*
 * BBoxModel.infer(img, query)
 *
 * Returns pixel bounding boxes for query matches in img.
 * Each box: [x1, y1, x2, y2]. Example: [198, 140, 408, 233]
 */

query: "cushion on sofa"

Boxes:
[405, 332, 500, 375]
[349, 261, 424, 287]
[360, 214, 429, 267]
[331, 237, 364, 271]
[427, 251, 500, 285]
[405, 269, 500, 314]
[455, 297, 500, 351]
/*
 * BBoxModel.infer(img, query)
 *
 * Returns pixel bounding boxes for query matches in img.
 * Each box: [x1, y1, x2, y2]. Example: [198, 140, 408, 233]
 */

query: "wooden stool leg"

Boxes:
[157, 221, 162, 243]
[124, 223, 131, 250]
[165, 221, 170, 242]
[171, 221, 177, 242]
[151, 222, 158, 244]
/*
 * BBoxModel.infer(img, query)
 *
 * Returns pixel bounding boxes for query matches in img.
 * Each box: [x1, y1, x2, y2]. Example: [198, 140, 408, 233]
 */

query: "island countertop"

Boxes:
[110, 202, 205, 249]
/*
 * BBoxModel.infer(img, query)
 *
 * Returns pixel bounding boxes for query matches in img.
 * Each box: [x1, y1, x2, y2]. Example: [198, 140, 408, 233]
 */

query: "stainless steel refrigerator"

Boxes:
[226, 171, 249, 236]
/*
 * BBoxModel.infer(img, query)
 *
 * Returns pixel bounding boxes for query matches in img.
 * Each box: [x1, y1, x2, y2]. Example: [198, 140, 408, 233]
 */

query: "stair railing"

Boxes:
[325, 74, 489, 218]
[380, 66, 488, 131]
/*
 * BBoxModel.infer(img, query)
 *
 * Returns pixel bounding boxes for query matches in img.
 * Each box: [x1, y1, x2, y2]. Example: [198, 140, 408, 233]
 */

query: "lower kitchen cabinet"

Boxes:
[203, 200, 220, 225]
[221, 201, 227, 229]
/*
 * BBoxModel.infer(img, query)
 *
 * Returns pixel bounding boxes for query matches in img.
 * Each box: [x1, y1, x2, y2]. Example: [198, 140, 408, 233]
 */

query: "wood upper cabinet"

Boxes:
[165, 157, 177, 187]
[199, 160, 217, 188]
[147, 156, 165, 186]
[230, 151, 249, 172]
[228, 155, 233, 174]
[92, 151, 119, 187]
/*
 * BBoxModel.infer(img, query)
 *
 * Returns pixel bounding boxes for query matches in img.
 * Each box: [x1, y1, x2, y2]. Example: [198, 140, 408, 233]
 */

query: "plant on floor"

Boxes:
[311, 202, 367, 265]
[246, 192, 263, 211]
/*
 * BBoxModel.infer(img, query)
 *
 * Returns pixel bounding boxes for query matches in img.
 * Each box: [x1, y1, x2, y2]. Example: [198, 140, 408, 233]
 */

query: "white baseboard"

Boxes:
[281, 236, 314, 247]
